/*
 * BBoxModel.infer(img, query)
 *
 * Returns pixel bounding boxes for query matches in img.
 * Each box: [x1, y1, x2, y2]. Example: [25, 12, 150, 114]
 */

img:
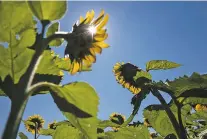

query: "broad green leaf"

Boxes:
[0, 45, 34, 83]
[143, 104, 191, 137]
[187, 111, 207, 121]
[18, 132, 28, 139]
[46, 22, 64, 46]
[133, 70, 152, 82]
[53, 124, 84, 139]
[0, 89, 6, 97]
[54, 56, 92, 72]
[146, 60, 181, 71]
[39, 129, 55, 136]
[36, 50, 62, 76]
[27, 1, 67, 21]
[50, 82, 99, 139]
[105, 126, 150, 139]
[0, 1, 35, 42]
[0, 1, 36, 83]
[153, 73, 207, 105]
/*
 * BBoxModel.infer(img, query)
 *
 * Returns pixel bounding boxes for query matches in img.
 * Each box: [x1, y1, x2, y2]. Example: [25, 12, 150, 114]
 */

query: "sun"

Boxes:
[88, 25, 96, 34]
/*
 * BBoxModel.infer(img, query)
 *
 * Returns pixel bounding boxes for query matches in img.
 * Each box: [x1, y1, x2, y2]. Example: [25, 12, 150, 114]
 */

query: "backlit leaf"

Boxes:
[50, 82, 99, 139]
[146, 60, 181, 71]
[27, 1, 67, 21]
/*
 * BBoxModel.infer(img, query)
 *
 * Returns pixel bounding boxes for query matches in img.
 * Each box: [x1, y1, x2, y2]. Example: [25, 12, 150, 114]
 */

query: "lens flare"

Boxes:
[88, 26, 96, 34]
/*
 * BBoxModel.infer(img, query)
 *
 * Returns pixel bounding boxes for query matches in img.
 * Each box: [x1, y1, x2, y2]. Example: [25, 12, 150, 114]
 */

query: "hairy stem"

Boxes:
[151, 88, 182, 139]
[2, 21, 50, 139]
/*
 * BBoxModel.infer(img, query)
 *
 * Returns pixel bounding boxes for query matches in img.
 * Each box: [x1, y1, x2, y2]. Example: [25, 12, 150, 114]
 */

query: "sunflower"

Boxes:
[113, 62, 142, 95]
[48, 121, 57, 130]
[109, 112, 126, 131]
[195, 104, 207, 111]
[143, 118, 151, 127]
[24, 114, 44, 134]
[64, 10, 109, 75]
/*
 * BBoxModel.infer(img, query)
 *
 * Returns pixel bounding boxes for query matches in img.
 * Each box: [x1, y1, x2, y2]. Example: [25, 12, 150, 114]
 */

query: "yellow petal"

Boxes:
[89, 48, 96, 56]
[83, 59, 92, 67]
[70, 61, 80, 75]
[92, 10, 105, 26]
[93, 41, 109, 48]
[115, 71, 121, 76]
[96, 29, 107, 35]
[90, 10, 95, 21]
[79, 16, 84, 24]
[92, 45, 102, 54]
[97, 14, 109, 30]
[85, 55, 96, 63]
[94, 33, 108, 41]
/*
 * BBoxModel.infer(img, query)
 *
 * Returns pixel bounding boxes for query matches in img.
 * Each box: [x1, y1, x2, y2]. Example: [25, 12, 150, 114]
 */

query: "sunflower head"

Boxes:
[195, 104, 207, 111]
[64, 10, 109, 75]
[24, 114, 44, 134]
[143, 118, 151, 127]
[113, 62, 143, 95]
[109, 112, 126, 131]
[48, 121, 57, 130]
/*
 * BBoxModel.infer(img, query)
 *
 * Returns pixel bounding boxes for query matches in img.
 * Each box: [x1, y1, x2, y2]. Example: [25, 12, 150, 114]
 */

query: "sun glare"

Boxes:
[88, 26, 96, 34]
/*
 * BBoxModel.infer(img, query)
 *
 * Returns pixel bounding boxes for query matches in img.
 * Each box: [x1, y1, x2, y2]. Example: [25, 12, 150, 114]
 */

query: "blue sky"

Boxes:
[1, 1, 207, 139]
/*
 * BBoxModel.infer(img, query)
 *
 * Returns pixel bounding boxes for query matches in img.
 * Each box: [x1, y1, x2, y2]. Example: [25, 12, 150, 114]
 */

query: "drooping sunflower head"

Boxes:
[65, 10, 109, 75]
[24, 114, 44, 134]
[109, 112, 126, 131]
[195, 104, 207, 111]
[48, 121, 57, 130]
[113, 62, 142, 95]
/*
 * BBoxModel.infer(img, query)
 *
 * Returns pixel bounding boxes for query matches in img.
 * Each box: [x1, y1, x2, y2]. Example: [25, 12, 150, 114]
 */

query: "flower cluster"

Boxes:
[113, 62, 142, 94]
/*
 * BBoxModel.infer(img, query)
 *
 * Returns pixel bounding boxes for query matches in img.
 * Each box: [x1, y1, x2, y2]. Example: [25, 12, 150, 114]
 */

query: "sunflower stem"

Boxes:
[2, 20, 51, 139]
[34, 122, 37, 139]
[150, 88, 182, 139]
[121, 93, 144, 127]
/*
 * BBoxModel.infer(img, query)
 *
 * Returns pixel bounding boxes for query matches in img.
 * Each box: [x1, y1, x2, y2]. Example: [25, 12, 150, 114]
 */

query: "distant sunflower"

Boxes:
[48, 121, 57, 130]
[64, 10, 109, 75]
[195, 104, 207, 111]
[109, 112, 126, 131]
[24, 114, 44, 134]
[143, 118, 151, 127]
[113, 62, 142, 95]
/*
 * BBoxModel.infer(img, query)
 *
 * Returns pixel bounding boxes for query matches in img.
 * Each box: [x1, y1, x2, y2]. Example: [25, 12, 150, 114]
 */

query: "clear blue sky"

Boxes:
[1, 1, 207, 138]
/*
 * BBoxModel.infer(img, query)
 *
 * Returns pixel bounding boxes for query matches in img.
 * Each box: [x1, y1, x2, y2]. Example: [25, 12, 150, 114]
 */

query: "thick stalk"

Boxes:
[147, 83, 188, 139]
[151, 88, 182, 139]
[2, 21, 49, 139]
[2, 97, 28, 139]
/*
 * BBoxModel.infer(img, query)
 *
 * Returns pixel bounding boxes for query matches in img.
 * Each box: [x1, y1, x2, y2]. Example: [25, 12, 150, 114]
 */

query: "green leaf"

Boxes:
[53, 125, 84, 139]
[39, 129, 55, 136]
[27, 1, 67, 21]
[146, 60, 181, 71]
[133, 70, 152, 82]
[18, 132, 28, 139]
[0, 1, 35, 42]
[153, 73, 207, 105]
[0, 1, 36, 83]
[143, 104, 191, 137]
[0, 89, 6, 97]
[50, 82, 99, 139]
[0, 45, 35, 84]
[46, 22, 64, 47]
[36, 50, 62, 76]
[105, 126, 150, 139]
